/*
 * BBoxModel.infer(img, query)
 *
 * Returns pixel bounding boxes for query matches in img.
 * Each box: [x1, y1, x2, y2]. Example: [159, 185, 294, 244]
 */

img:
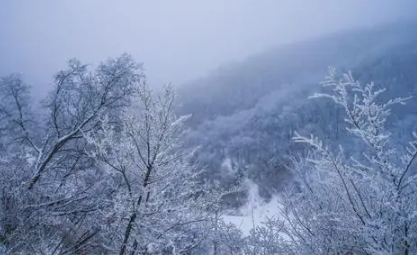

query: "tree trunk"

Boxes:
[119, 212, 137, 255]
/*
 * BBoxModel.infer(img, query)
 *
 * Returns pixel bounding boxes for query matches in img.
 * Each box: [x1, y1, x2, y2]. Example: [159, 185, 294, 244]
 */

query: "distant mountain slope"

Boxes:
[178, 21, 417, 126]
[177, 21, 417, 201]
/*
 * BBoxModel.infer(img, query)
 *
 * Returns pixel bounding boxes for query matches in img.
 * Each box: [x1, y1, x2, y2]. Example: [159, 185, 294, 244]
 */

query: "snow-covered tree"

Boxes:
[257, 67, 417, 254]
[86, 82, 231, 254]
[0, 54, 143, 254]
[0, 54, 237, 254]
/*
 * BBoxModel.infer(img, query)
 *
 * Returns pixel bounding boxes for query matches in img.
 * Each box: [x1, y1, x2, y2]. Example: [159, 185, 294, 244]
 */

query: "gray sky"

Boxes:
[0, 0, 415, 97]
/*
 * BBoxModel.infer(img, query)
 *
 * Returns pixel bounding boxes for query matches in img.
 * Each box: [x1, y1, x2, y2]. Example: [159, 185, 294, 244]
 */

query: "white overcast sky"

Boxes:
[0, 0, 415, 96]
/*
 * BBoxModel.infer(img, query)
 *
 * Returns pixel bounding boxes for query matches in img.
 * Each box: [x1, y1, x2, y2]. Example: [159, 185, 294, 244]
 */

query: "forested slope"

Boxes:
[178, 21, 417, 200]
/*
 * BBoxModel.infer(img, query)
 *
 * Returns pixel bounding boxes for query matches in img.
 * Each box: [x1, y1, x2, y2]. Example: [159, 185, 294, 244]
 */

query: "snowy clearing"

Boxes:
[222, 179, 284, 236]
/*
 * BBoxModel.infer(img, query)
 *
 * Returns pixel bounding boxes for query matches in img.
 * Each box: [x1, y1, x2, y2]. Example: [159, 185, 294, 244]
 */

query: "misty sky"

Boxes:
[0, 0, 415, 97]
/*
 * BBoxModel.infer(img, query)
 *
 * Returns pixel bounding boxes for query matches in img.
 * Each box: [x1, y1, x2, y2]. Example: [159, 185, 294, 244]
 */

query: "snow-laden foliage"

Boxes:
[0, 55, 232, 255]
[0, 55, 141, 254]
[2, 51, 417, 254]
[85, 84, 232, 254]
[248, 68, 417, 254]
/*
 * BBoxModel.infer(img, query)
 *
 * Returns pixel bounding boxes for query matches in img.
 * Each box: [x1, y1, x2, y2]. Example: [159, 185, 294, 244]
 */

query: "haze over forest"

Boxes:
[1, 0, 415, 94]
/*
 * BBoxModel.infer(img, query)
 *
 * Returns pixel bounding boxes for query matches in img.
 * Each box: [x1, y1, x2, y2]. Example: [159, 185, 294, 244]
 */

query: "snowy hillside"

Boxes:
[223, 179, 284, 236]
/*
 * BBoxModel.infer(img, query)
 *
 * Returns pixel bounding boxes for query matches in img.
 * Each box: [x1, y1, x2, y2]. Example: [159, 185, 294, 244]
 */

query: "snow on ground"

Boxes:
[222, 178, 284, 236]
